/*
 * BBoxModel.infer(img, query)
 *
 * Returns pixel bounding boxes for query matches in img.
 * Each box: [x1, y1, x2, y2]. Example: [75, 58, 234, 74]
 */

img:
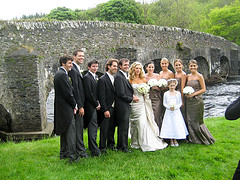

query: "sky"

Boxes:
[0, 0, 153, 20]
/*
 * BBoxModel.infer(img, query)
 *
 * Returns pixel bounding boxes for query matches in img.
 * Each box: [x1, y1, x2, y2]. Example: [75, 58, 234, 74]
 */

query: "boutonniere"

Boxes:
[69, 77, 72, 84]
[80, 70, 84, 75]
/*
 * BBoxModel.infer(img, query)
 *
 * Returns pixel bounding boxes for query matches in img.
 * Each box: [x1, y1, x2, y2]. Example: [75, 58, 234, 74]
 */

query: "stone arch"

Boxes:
[220, 56, 230, 78]
[194, 56, 210, 79]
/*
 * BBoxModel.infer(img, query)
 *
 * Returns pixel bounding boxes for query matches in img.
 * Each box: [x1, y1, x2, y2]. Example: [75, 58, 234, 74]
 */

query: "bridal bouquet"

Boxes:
[147, 79, 159, 87]
[183, 86, 195, 94]
[158, 79, 168, 87]
[137, 83, 150, 94]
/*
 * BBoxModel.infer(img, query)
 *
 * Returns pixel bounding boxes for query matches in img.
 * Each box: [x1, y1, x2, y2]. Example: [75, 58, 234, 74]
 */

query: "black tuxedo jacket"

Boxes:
[97, 73, 116, 125]
[225, 96, 240, 120]
[68, 63, 85, 109]
[83, 71, 99, 128]
[114, 71, 133, 116]
[97, 73, 115, 113]
[54, 68, 76, 135]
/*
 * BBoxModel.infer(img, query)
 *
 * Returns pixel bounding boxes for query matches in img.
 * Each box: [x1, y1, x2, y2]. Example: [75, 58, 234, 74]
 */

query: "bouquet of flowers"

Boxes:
[158, 79, 168, 87]
[147, 79, 159, 87]
[137, 83, 150, 94]
[183, 86, 195, 94]
[169, 101, 176, 109]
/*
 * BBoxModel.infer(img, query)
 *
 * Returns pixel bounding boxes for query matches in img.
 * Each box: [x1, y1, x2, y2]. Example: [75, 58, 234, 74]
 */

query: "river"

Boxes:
[46, 79, 240, 122]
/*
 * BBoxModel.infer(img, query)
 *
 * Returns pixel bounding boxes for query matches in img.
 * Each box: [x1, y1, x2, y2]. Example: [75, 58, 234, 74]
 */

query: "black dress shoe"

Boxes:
[91, 152, 101, 157]
[100, 149, 107, 154]
[79, 154, 89, 158]
[122, 148, 132, 153]
[108, 146, 117, 151]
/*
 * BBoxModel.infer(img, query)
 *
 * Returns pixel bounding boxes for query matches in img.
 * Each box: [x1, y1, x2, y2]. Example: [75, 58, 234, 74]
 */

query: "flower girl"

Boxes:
[160, 79, 189, 147]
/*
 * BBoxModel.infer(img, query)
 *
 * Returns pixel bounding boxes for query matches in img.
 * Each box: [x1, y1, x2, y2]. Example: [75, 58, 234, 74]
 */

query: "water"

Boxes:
[203, 79, 240, 118]
[46, 80, 240, 122]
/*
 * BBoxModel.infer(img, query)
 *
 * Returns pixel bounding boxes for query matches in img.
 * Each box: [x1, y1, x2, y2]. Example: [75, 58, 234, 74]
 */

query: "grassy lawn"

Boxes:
[0, 117, 239, 180]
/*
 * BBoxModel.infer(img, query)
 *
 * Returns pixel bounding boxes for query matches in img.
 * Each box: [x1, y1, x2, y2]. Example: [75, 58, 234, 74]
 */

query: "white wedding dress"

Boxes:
[130, 83, 168, 152]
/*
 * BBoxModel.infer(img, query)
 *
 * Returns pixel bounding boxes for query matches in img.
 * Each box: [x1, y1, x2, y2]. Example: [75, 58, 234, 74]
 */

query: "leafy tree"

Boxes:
[200, 0, 240, 45]
[75, 4, 104, 21]
[46, 7, 77, 20]
[99, 0, 144, 24]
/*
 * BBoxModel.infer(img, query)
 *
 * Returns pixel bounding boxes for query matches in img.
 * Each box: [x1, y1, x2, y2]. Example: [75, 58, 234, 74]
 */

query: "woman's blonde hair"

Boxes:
[161, 57, 169, 63]
[129, 62, 145, 81]
[174, 59, 183, 65]
[189, 59, 198, 65]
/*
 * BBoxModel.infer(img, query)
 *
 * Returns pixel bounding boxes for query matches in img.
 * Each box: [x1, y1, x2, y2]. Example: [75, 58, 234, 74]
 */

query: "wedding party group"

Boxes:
[54, 49, 215, 163]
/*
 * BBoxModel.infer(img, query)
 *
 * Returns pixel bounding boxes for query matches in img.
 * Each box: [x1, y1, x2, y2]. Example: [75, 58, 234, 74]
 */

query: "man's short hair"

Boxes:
[59, 55, 73, 66]
[87, 59, 99, 67]
[119, 58, 130, 66]
[105, 59, 119, 71]
[73, 49, 84, 56]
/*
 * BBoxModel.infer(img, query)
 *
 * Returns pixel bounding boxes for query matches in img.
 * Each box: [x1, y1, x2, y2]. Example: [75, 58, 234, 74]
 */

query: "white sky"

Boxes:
[0, 0, 153, 20]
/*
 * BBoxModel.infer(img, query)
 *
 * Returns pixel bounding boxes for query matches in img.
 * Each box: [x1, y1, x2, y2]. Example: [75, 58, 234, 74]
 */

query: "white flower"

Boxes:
[183, 86, 195, 94]
[147, 79, 159, 87]
[158, 79, 168, 87]
[169, 101, 176, 108]
[137, 83, 150, 94]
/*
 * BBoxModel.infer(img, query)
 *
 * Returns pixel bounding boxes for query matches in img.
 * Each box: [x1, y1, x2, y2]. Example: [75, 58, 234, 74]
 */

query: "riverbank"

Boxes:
[1, 117, 239, 179]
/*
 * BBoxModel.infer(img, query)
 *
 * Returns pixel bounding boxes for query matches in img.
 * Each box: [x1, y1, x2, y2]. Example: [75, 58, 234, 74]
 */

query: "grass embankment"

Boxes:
[0, 117, 239, 179]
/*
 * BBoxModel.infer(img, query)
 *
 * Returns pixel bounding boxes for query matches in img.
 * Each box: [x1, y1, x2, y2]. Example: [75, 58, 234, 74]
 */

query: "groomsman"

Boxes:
[97, 59, 119, 153]
[83, 60, 101, 157]
[68, 49, 88, 158]
[114, 58, 138, 153]
[54, 55, 78, 163]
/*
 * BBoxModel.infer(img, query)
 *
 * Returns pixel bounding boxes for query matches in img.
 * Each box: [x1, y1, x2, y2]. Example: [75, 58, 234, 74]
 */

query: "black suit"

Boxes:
[68, 63, 87, 157]
[97, 73, 116, 151]
[54, 68, 77, 160]
[114, 71, 133, 151]
[225, 97, 240, 180]
[83, 71, 100, 155]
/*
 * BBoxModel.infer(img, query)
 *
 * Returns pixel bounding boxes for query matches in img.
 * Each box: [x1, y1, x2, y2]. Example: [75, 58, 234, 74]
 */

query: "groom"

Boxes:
[114, 58, 138, 153]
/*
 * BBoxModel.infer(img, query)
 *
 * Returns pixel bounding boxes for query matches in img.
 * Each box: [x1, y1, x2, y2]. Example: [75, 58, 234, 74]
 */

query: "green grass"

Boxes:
[0, 117, 239, 179]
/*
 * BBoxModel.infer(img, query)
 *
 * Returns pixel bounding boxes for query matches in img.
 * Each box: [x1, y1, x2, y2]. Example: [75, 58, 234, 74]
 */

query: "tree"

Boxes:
[46, 7, 77, 20]
[200, 0, 240, 45]
[99, 0, 144, 24]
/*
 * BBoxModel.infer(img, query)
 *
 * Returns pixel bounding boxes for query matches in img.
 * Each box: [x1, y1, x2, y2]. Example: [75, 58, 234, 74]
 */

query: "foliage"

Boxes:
[19, 13, 46, 20]
[0, 117, 239, 179]
[46, 7, 77, 20]
[99, 0, 144, 24]
[75, 4, 104, 21]
[199, 0, 240, 45]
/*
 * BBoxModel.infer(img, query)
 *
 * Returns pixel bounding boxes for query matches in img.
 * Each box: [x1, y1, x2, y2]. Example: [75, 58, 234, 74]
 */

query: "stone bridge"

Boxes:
[0, 21, 239, 139]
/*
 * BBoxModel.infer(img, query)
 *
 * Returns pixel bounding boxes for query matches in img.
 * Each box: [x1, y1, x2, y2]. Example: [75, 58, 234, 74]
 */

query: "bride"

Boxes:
[129, 62, 168, 152]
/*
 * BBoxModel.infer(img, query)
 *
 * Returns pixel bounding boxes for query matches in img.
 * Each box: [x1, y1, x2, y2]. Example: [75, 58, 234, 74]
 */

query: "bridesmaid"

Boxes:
[174, 59, 187, 119]
[145, 61, 161, 129]
[185, 60, 215, 145]
[158, 58, 174, 130]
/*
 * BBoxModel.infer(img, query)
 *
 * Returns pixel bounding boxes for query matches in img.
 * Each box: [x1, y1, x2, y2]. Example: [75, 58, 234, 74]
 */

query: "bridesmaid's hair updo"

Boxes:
[161, 57, 169, 63]
[167, 79, 178, 86]
[189, 59, 198, 65]
[145, 61, 155, 68]
[129, 62, 145, 81]
[174, 59, 183, 65]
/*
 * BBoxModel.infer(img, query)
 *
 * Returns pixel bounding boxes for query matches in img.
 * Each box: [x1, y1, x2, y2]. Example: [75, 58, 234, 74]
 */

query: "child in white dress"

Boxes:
[160, 79, 189, 147]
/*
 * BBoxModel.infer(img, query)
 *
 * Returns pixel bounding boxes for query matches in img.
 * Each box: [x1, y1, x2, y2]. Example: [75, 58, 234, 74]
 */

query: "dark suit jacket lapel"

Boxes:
[105, 74, 114, 91]
[119, 71, 132, 90]
[73, 63, 83, 78]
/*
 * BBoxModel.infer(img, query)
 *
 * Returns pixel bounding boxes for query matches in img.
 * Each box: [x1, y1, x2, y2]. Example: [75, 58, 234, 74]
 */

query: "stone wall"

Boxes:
[0, 20, 239, 132]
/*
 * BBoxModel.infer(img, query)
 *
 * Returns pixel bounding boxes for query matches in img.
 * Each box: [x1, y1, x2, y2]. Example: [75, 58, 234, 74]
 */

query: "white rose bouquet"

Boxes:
[183, 86, 195, 94]
[158, 79, 168, 87]
[137, 83, 150, 95]
[169, 101, 176, 109]
[147, 79, 159, 87]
